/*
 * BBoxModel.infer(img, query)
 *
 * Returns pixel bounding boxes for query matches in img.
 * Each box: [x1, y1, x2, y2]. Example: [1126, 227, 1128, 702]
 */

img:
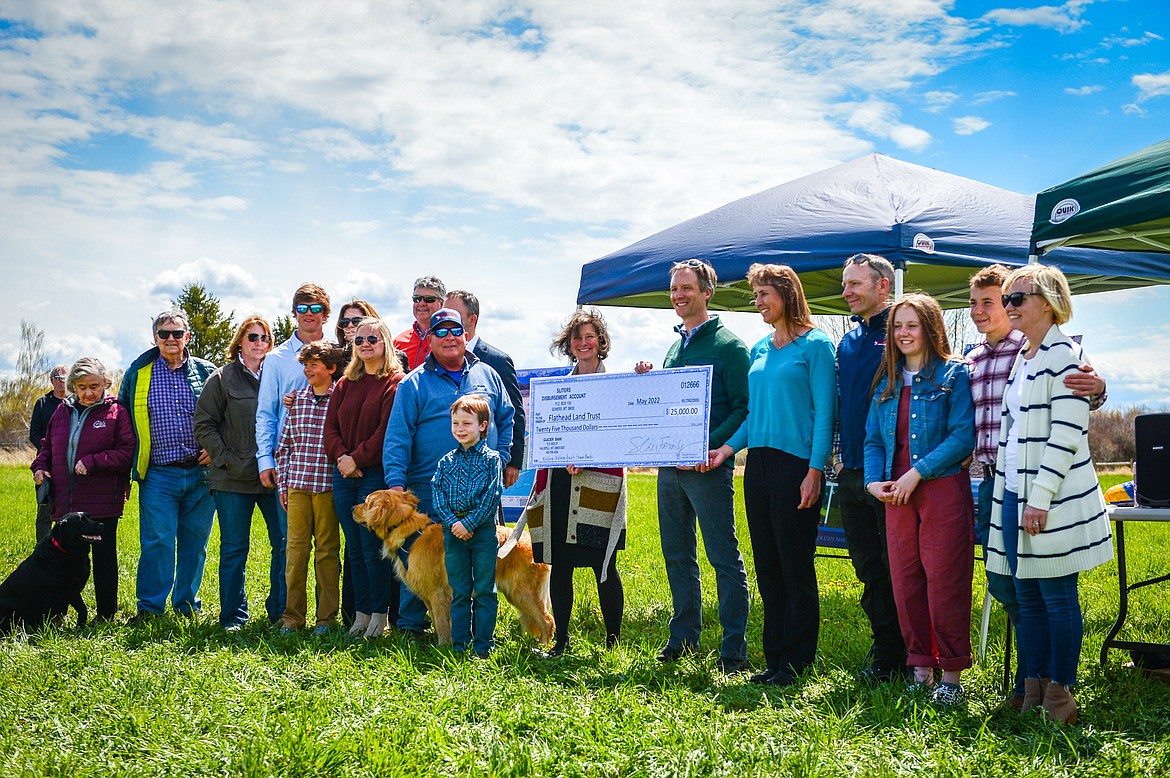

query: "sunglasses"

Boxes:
[51, 374, 67, 381]
[294, 303, 325, 315]
[156, 329, 187, 340]
[412, 294, 441, 304]
[431, 325, 464, 339]
[1001, 291, 1041, 308]
[338, 317, 362, 328]
[354, 335, 381, 345]
[246, 333, 271, 343]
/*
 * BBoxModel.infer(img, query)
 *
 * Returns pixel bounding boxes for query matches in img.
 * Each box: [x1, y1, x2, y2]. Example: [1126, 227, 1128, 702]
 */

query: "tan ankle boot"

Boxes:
[1041, 683, 1078, 725]
[363, 612, 389, 639]
[1021, 677, 1050, 712]
[347, 612, 371, 637]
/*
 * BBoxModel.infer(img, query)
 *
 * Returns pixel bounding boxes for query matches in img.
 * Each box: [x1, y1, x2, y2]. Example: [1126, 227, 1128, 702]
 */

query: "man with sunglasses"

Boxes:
[444, 290, 525, 490]
[119, 310, 218, 619]
[383, 307, 515, 636]
[255, 284, 331, 494]
[29, 364, 69, 543]
[393, 276, 447, 370]
[966, 264, 1105, 709]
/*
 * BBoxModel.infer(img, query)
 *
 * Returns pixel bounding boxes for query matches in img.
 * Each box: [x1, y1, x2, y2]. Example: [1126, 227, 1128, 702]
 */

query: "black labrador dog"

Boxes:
[0, 512, 104, 633]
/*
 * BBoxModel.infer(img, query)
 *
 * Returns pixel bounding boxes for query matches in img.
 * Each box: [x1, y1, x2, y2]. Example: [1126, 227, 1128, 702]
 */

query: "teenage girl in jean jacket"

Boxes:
[863, 293, 975, 706]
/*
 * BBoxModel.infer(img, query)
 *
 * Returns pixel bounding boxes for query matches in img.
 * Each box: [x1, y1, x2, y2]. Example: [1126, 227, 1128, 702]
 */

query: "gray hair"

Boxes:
[412, 276, 447, 297]
[47, 364, 68, 381]
[67, 357, 113, 394]
[152, 309, 189, 332]
[844, 253, 895, 284]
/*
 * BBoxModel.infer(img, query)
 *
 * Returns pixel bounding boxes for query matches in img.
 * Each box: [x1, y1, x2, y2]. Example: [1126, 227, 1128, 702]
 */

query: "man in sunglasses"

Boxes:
[29, 364, 69, 542]
[255, 284, 331, 495]
[966, 263, 1105, 709]
[393, 276, 447, 370]
[383, 307, 515, 635]
[119, 310, 218, 619]
[444, 290, 525, 490]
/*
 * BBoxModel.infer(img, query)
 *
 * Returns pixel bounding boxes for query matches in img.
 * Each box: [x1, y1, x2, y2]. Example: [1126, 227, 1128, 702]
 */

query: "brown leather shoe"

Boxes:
[1006, 692, 1025, 712]
[1021, 677, 1050, 712]
[1041, 682, 1078, 725]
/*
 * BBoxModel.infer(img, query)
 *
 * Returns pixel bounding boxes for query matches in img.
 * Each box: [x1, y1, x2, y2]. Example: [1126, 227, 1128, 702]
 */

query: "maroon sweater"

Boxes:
[323, 371, 402, 470]
[31, 396, 135, 520]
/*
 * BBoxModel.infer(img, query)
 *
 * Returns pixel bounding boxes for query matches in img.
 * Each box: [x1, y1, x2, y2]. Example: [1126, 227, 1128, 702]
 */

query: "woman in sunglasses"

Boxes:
[194, 315, 286, 631]
[324, 317, 406, 638]
[335, 299, 409, 373]
[986, 264, 1112, 725]
[31, 357, 134, 622]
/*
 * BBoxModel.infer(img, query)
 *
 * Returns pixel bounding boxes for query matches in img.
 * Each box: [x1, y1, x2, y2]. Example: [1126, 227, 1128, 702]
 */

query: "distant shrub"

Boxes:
[1089, 404, 1163, 465]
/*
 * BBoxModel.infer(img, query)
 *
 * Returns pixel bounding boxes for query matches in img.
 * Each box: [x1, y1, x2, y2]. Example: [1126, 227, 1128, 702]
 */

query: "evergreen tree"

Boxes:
[271, 315, 295, 345]
[173, 283, 235, 364]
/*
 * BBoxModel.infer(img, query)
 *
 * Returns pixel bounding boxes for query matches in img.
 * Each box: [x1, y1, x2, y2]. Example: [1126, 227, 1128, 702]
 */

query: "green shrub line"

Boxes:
[1, 466, 1168, 776]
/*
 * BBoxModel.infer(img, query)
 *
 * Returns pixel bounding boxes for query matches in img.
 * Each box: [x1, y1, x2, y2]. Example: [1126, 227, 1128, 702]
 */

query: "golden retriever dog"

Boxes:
[353, 489, 554, 646]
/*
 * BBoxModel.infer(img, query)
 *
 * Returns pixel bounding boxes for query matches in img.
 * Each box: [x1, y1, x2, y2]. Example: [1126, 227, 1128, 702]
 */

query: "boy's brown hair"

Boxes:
[450, 394, 491, 428]
[298, 340, 347, 373]
[970, 263, 1010, 290]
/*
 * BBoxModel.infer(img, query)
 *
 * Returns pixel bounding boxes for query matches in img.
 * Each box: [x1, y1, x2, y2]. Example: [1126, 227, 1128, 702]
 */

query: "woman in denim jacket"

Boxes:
[864, 293, 975, 706]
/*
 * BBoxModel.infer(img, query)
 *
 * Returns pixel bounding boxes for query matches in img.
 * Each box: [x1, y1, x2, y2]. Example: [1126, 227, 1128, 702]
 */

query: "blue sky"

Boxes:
[2, 0, 1168, 405]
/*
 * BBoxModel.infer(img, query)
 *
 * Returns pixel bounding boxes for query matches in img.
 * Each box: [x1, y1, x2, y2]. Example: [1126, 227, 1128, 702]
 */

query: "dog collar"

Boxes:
[50, 536, 80, 557]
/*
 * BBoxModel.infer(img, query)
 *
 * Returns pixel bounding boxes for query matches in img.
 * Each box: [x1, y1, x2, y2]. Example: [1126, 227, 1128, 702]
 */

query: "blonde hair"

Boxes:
[344, 318, 403, 381]
[1003, 264, 1072, 325]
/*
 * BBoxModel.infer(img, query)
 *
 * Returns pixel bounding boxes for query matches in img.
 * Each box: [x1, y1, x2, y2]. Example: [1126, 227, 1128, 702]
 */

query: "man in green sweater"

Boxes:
[635, 259, 751, 674]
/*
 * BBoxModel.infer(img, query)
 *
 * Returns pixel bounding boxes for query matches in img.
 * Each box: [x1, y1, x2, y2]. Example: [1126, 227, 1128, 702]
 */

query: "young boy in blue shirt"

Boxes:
[431, 395, 503, 657]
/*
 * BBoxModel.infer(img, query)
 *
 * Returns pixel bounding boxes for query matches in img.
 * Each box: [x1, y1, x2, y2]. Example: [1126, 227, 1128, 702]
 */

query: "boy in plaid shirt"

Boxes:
[275, 341, 347, 634]
[431, 395, 503, 657]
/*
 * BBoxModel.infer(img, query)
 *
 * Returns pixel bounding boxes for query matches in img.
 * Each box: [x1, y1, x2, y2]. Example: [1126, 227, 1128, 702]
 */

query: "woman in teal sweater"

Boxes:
[710, 263, 837, 685]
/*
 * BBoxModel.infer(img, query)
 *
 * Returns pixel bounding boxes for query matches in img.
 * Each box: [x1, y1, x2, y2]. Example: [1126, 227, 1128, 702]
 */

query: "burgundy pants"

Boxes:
[885, 471, 974, 671]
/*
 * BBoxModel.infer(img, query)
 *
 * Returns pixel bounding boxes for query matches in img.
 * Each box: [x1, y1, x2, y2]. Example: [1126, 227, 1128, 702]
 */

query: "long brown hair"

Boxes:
[746, 263, 813, 340]
[335, 299, 380, 344]
[873, 293, 954, 402]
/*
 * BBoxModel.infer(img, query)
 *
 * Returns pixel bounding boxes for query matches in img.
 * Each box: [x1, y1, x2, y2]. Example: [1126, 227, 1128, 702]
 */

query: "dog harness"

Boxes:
[396, 529, 424, 570]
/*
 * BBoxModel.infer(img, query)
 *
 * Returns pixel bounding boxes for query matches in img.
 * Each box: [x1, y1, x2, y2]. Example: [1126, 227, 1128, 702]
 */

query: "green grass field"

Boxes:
[1, 464, 1168, 776]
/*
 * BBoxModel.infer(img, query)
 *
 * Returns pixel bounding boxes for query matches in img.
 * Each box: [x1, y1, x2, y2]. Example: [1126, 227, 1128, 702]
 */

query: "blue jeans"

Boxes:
[444, 524, 499, 654]
[334, 467, 395, 614]
[213, 490, 285, 627]
[136, 465, 215, 615]
[1003, 489, 1083, 686]
[978, 475, 1024, 695]
[656, 463, 749, 660]
[395, 486, 435, 631]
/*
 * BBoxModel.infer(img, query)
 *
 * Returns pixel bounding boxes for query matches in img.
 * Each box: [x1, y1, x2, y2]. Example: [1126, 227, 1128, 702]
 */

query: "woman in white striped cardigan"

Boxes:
[986, 264, 1112, 725]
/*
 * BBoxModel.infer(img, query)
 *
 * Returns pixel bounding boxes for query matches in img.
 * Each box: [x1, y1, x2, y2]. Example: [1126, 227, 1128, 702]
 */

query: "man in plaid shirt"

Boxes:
[274, 341, 347, 634]
[965, 264, 1106, 709]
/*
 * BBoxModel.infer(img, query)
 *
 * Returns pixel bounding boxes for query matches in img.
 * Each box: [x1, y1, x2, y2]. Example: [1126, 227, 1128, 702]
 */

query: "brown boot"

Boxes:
[1021, 677, 1049, 712]
[1041, 683, 1078, 725]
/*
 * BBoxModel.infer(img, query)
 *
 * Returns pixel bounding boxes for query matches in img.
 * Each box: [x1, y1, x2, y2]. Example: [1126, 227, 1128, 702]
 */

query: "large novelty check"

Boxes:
[527, 366, 712, 469]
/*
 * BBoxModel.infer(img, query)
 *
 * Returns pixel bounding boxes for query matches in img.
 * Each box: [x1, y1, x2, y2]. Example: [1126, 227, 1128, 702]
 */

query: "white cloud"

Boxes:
[1064, 85, 1103, 95]
[972, 90, 1017, 104]
[841, 101, 932, 151]
[923, 90, 960, 113]
[149, 258, 259, 297]
[1133, 71, 1170, 101]
[953, 116, 991, 135]
[336, 220, 382, 240]
[1102, 31, 1163, 48]
[983, 1, 1092, 33]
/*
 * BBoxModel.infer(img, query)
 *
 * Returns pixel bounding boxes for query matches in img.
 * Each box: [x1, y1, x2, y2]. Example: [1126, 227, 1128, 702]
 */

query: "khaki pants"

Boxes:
[283, 489, 341, 629]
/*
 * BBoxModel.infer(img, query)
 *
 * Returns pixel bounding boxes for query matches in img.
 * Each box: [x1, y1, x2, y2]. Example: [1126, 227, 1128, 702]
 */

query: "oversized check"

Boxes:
[527, 366, 712, 468]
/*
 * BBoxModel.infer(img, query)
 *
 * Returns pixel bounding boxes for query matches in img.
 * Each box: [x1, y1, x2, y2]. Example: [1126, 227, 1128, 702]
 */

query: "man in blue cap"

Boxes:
[382, 307, 515, 636]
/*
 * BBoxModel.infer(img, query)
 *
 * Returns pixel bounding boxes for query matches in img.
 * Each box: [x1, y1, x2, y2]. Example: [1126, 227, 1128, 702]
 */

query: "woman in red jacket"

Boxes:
[324, 317, 404, 638]
[31, 357, 135, 621]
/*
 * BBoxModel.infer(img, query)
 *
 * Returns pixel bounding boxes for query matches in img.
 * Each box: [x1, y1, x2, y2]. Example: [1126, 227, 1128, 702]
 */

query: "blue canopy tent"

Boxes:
[578, 154, 1167, 314]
